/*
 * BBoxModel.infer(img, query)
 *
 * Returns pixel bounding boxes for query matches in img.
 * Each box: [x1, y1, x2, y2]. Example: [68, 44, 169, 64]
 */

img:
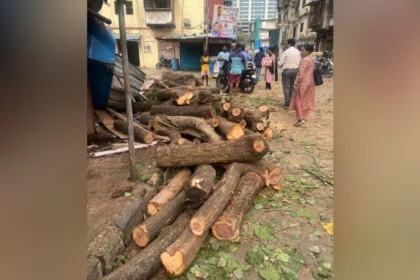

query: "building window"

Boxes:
[114, 1, 134, 15]
[144, 0, 172, 10]
[302, 0, 306, 8]
[293, 27, 297, 38]
[300, 22, 304, 32]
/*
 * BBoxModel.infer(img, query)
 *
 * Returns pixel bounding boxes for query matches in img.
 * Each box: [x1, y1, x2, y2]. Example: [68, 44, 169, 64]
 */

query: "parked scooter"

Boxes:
[156, 55, 172, 69]
[319, 57, 333, 78]
[216, 62, 257, 94]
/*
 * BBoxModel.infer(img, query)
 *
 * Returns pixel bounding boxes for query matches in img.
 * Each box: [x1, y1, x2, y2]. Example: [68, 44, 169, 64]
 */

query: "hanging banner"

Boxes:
[211, 5, 238, 39]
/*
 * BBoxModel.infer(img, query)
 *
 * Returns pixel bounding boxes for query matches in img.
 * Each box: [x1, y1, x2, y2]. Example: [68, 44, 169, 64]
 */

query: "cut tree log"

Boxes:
[227, 107, 245, 123]
[251, 122, 266, 132]
[174, 91, 194, 105]
[263, 128, 274, 139]
[108, 100, 162, 113]
[243, 110, 265, 126]
[234, 162, 281, 187]
[206, 118, 220, 128]
[264, 162, 282, 186]
[114, 120, 154, 144]
[244, 128, 256, 135]
[184, 165, 216, 209]
[197, 86, 221, 94]
[155, 134, 270, 167]
[102, 211, 192, 280]
[137, 112, 154, 129]
[259, 106, 270, 119]
[161, 80, 182, 88]
[192, 138, 201, 144]
[212, 172, 264, 240]
[161, 229, 209, 276]
[150, 103, 214, 118]
[223, 102, 231, 112]
[106, 108, 170, 141]
[162, 71, 203, 87]
[239, 120, 247, 129]
[147, 168, 191, 215]
[168, 131, 191, 145]
[197, 90, 222, 104]
[189, 163, 248, 236]
[133, 190, 186, 247]
[217, 117, 244, 140]
[153, 115, 221, 142]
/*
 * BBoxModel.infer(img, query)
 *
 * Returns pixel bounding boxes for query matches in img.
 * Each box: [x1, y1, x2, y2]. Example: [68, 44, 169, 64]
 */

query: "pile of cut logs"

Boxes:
[88, 72, 280, 280]
[97, 136, 281, 280]
[107, 71, 273, 144]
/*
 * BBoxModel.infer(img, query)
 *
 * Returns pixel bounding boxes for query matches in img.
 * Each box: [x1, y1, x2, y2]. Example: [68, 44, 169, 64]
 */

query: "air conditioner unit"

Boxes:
[183, 18, 191, 28]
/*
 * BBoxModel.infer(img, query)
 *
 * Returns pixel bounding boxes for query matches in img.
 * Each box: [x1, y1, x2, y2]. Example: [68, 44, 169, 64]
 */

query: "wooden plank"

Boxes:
[91, 142, 158, 158]
[94, 110, 128, 139]
[87, 86, 96, 135]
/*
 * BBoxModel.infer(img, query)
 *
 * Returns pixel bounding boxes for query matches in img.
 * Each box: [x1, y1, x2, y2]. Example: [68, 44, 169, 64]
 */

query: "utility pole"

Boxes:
[277, 0, 284, 57]
[117, 0, 136, 181]
[204, 0, 208, 51]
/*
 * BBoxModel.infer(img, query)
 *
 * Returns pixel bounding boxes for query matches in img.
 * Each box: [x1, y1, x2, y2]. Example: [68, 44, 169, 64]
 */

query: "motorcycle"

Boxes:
[156, 55, 172, 69]
[216, 62, 256, 94]
[319, 58, 333, 78]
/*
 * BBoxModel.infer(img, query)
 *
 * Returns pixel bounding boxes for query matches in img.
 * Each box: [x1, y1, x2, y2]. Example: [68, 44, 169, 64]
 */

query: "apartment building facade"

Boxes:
[231, 0, 278, 33]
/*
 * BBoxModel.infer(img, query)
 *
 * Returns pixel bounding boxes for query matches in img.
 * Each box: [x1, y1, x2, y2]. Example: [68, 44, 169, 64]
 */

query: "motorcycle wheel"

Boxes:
[217, 75, 229, 91]
[325, 69, 333, 78]
[240, 78, 255, 94]
[156, 63, 163, 69]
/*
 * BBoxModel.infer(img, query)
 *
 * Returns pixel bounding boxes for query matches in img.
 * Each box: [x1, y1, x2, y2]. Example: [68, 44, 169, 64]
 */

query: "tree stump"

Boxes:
[155, 134, 270, 167]
[212, 172, 265, 240]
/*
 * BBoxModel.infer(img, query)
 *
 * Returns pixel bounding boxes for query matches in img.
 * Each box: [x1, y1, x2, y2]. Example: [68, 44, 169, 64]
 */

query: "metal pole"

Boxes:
[117, 0, 136, 181]
[205, 0, 208, 51]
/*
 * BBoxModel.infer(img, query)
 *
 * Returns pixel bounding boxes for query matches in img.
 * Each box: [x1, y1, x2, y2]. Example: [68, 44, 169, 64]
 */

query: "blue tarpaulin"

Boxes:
[88, 16, 116, 109]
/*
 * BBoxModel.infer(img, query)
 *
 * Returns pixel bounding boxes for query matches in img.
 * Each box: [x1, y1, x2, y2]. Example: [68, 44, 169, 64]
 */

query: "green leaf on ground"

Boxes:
[285, 174, 297, 182]
[289, 234, 299, 240]
[138, 173, 152, 182]
[296, 208, 315, 224]
[233, 268, 244, 279]
[135, 163, 144, 170]
[309, 231, 322, 241]
[209, 237, 219, 251]
[246, 250, 264, 265]
[275, 252, 290, 263]
[124, 192, 132, 197]
[255, 204, 264, 210]
[254, 224, 278, 242]
[259, 267, 281, 280]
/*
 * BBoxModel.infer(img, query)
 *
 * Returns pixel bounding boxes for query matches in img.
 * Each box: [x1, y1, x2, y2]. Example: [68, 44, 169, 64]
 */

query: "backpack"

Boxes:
[314, 63, 323, 86]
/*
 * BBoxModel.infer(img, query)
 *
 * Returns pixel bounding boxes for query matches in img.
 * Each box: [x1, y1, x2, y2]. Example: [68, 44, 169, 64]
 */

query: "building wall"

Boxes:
[232, 0, 278, 33]
[100, 0, 204, 68]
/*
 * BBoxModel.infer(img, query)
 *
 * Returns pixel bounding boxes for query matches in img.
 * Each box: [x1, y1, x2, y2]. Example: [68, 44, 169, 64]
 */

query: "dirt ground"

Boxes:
[87, 70, 334, 279]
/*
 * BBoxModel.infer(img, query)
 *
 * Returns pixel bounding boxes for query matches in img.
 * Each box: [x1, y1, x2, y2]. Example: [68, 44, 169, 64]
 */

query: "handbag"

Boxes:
[314, 63, 323, 86]
[262, 56, 271, 67]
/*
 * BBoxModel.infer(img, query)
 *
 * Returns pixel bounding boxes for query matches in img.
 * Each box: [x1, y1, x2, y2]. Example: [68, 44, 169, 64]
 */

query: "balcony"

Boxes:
[144, 0, 175, 29]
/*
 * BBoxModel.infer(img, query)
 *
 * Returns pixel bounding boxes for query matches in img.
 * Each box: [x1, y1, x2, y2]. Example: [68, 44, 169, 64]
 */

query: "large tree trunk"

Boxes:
[234, 162, 281, 187]
[189, 163, 248, 236]
[147, 168, 191, 215]
[137, 112, 154, 128]
[212, 172, 265, 240]
[114, 120, 154, 144]
[217, 117, 244, 140]
[184, 165, 216, 209]
[102, 211, 192, 280]
[150, 103, 215, 118]
[133, 190, 186, 247]
[162, 71, 203, 86]
[155, 134, 269, 167]
[153, 115, 221, 142]
[161, 229, 209, 276]
[133, 101, 163, 113]
[196, 90, 222, 104]
[168, 131, 192, 145]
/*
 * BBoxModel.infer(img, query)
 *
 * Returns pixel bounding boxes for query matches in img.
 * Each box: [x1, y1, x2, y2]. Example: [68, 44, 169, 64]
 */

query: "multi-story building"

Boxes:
[307, 0, 333, 55]
[231, 0, 278, 33]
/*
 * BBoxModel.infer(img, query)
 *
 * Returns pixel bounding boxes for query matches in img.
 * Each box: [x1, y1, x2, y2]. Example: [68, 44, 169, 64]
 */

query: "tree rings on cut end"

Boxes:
[253, 140, 265, 153]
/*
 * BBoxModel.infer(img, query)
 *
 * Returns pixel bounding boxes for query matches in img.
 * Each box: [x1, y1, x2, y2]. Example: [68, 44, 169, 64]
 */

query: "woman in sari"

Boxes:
[290, 44, 316, 126]
[265, 48, 275, 90]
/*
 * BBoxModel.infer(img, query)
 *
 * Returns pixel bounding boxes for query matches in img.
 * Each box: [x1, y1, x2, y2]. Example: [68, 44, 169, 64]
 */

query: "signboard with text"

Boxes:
[211, 5, 238, 39]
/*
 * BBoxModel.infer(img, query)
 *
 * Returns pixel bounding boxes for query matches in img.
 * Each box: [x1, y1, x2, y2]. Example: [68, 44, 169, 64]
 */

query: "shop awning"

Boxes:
[305, 0, 323, 7]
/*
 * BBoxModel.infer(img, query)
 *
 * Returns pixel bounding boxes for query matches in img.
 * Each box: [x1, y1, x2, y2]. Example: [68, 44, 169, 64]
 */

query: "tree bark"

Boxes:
[161, 80, 182, 88]
[168, 131, 192, 145]
[251, 122, 266, 132]
[133, 190, 186, 247]
[147, 168, 191, 215]
[259, 106, 270, 120]
[217, 117, 244, 140]
[184, 165, 216, 209]
[114, 120, 154, 144]
[197, 86, 221, 94]
[133, 101, 163, 113]
[212, 172, 264, 240]
[227, 107, 245, 123]
[150, 103, 215, 118]
[153, 115, 221, 142]
[243, 110, 264, 125]
[189, 163, 248, 236]
[103, 211, 192, 280]
[161, 229, 209, 276]
[197, 90, 222, 104]
[137, 112, 154, 129]
[155, 134, 270, 167]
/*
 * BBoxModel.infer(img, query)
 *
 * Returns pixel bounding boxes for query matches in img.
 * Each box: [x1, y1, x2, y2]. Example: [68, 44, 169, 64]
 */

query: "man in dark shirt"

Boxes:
[254, 47, 265, 83]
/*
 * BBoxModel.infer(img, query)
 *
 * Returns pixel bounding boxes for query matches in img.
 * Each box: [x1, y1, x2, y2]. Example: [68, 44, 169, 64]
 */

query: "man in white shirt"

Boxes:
[278, 39, 301, 107]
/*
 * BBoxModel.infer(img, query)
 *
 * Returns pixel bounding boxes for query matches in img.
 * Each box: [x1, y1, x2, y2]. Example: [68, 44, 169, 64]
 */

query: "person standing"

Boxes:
[278, 39, 301, 107]
[264, 48, 275, 90]
[290, 44, 315, 127]
[254, 47, 265, 83]
[228, 45, 246, 96]
[201, 50, 210, 87]
[217, 45, 230, 74]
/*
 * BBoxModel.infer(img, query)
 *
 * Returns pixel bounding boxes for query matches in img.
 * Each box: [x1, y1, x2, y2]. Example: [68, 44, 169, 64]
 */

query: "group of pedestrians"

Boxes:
[253, 39, 316, 127]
